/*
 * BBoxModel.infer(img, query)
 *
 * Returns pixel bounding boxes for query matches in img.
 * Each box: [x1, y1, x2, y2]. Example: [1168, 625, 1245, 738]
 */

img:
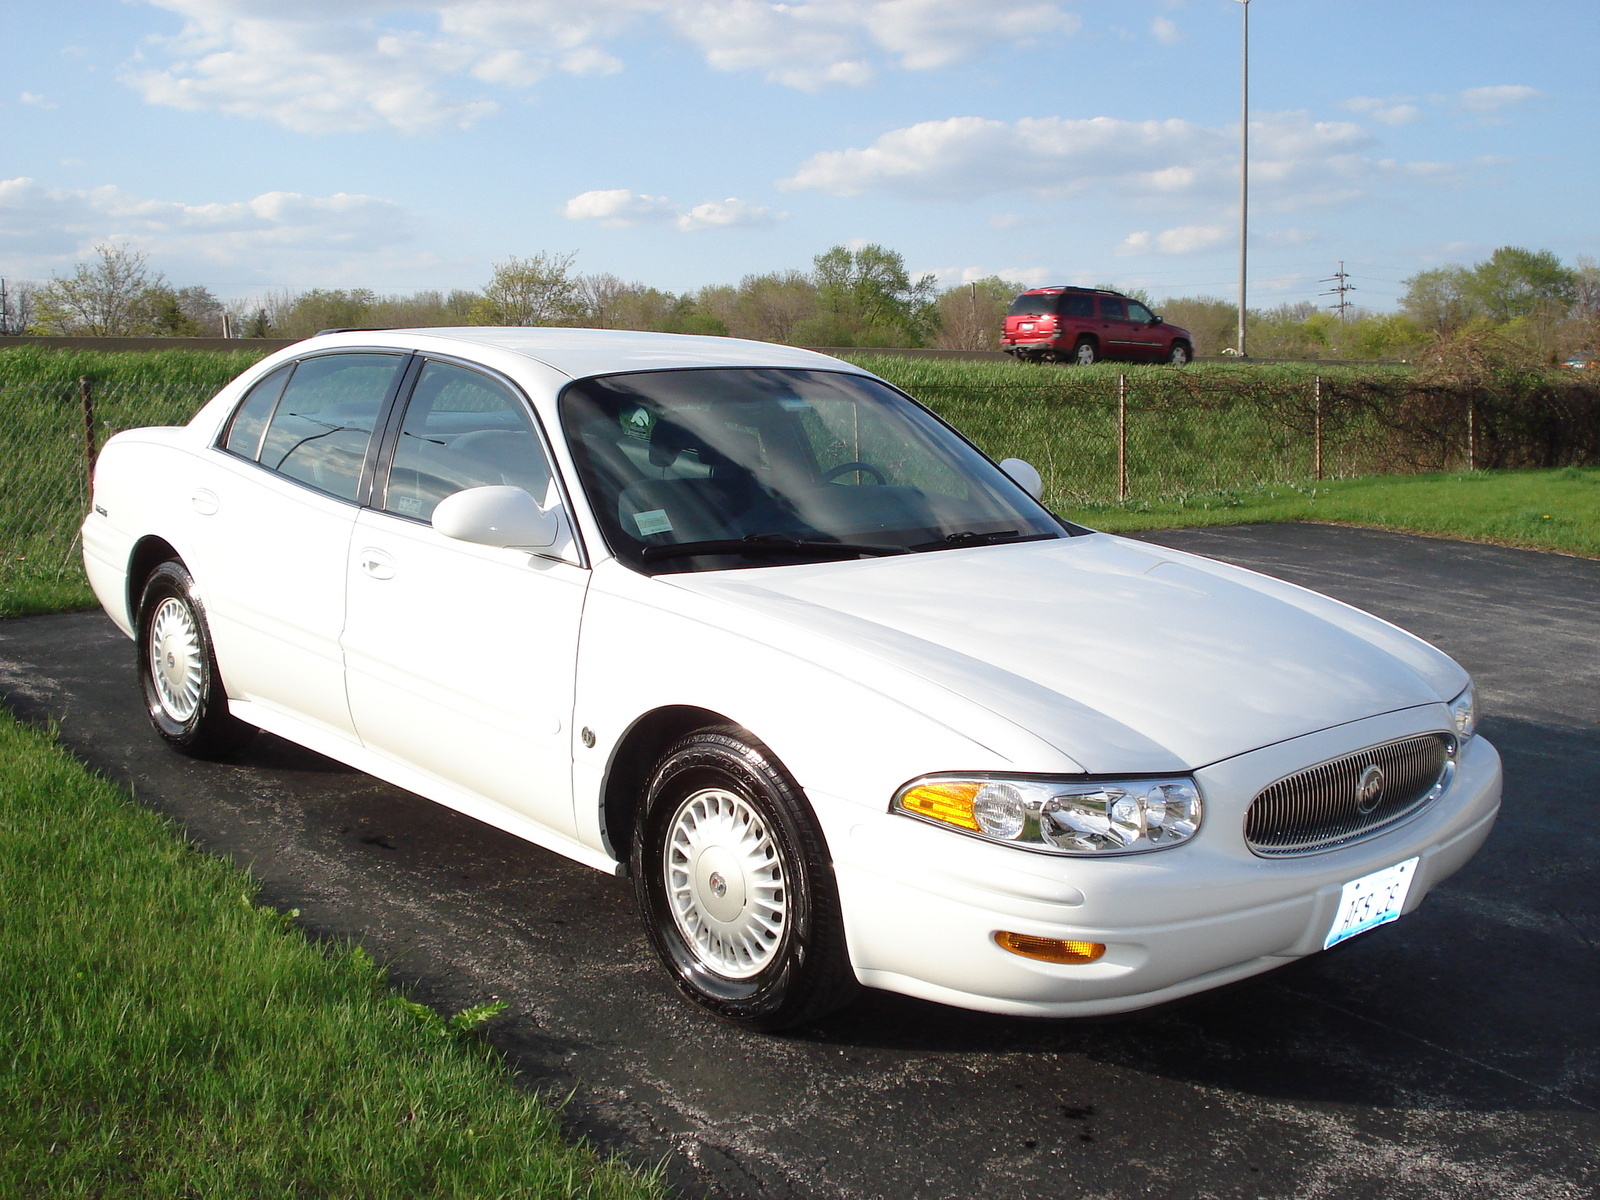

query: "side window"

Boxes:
[381, 361, 554, 523]
[1060, 293, 1094, 319]
[258, 354, 406, 502]
[220, 364, 291, 460]
[1126, 301, 1154, 324]
[1097, 296, 1127, 321]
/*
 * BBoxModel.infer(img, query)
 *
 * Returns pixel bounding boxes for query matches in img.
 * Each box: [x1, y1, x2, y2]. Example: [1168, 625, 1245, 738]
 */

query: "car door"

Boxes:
[340, 358, 588, 838]
[186, 350, 410, 740]
[1122, 300, 1165, 358]
[1095, 295, 1139, 356]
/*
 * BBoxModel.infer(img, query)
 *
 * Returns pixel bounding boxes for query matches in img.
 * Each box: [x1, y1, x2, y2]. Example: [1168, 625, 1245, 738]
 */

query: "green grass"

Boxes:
[0, 708, 666, 1199]
[1064, 466, 1600, 558]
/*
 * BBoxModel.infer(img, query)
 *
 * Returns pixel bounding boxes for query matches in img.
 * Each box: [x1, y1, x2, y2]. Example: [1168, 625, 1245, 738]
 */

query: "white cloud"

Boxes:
[675, 197, 778, 231]
[125, 1, 1083, 131]
[0, 176, 417, 282]
[20, 91, 59, 109]
[1458, 84, 1542, 112]
[1150, 17, 1183, 45]
[562, 189, 677, 227]
[924, 264, 1050, 288]
[563, 188, 781, 231]
[1116, 225, 1227, 256]
[1341, 95, 1421, 125]
[780, 112, 1387, 211]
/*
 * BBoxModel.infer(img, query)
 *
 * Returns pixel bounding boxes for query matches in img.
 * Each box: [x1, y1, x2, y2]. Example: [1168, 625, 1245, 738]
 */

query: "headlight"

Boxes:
[892, 774, 1203, 856]
[1448, 682, 1478, 741]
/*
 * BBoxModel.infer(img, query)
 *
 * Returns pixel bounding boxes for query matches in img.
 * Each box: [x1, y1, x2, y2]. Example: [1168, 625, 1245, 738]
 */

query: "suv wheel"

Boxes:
[1168, 342, 1192, 366]
[1072, 338, 1099, 366]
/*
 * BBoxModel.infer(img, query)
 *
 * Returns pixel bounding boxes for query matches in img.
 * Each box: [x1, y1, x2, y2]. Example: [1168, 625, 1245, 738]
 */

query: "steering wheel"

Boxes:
[819, 461, 888, 485]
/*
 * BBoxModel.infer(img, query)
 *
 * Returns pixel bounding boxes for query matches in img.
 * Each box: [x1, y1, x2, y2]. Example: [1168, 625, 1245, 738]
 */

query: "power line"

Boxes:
[1320, 261, 1355, 319]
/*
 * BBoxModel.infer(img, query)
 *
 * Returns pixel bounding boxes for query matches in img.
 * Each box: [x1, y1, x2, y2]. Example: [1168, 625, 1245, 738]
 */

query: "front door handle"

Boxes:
[358, 548, 396, 580]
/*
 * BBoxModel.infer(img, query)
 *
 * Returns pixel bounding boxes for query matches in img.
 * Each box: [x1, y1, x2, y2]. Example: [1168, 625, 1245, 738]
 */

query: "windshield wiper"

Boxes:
[642, 534, 908, 563]
[909, 530, 1060, 552]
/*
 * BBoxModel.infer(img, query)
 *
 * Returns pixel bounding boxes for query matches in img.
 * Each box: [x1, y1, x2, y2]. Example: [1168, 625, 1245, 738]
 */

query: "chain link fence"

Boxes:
[0, 376, 219, 612]
[904, 368, 1600, 510]
[3, 365, 1598, 613]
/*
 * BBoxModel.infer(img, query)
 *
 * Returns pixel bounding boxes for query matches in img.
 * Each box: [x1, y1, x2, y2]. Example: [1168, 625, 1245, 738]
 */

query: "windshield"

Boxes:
[559, 368, 1068, 572]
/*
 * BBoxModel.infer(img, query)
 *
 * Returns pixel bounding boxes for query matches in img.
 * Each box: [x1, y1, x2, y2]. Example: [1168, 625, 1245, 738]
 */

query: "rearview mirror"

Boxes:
[999, 458, 1043, 501]
[432, 485, 560, 549]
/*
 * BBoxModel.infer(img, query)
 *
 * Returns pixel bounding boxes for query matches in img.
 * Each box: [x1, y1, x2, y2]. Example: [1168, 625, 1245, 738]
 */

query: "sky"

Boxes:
[3, 0, 1597, 311]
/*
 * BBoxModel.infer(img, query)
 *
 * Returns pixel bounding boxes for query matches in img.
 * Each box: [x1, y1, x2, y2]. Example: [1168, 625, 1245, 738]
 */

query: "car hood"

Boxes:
[669, 534, 1465, 773]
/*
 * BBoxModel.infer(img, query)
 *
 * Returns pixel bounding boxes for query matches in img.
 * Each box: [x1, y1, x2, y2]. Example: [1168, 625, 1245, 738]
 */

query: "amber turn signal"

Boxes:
[993, 931, 1106, 964]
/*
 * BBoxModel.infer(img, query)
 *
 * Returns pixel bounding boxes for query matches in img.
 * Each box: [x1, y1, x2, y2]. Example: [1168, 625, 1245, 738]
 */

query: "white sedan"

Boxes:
[83, 328, 1501, 1031]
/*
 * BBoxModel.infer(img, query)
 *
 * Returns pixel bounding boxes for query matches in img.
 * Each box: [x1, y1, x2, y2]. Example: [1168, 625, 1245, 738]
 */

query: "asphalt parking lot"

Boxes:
[2, 523, 1596, 1200]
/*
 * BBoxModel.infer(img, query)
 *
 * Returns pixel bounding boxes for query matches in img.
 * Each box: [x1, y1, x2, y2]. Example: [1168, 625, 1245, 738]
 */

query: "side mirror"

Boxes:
[432, 485, 560, 549]
[1150, 314, 1164, 326]
[999, 457, 1043, 501]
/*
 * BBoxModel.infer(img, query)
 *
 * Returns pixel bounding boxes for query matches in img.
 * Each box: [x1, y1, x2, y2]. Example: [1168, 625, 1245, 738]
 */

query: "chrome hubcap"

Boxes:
[665, 788, 786, 979]
[149, 597, 203, 722]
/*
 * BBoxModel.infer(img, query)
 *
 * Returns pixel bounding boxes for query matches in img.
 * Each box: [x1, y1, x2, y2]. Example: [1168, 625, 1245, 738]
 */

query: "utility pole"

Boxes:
[0, 278, 9, 335]
[1236, 0, 1251, 357]
[1321, 261, 1355, 319]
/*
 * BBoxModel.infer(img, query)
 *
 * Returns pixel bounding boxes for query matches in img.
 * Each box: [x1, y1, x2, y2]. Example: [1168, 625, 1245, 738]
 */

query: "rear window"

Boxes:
[1008, 293, 1059, 317]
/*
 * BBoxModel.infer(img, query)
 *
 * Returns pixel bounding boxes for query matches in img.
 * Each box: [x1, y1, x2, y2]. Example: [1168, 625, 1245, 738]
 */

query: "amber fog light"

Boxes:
[994, 932, 1106, 964]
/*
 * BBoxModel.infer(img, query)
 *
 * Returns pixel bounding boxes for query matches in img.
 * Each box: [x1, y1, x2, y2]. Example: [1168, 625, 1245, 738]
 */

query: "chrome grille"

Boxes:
[1245, 734, 1455, 857]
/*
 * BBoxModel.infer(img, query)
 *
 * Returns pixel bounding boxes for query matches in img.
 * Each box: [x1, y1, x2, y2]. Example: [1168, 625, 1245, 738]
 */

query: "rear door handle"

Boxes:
[190, 488, 220, 515]
[358, 548, 396, 580]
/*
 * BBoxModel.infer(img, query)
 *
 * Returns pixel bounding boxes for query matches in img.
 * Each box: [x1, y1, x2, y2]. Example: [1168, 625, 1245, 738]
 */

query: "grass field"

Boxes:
[1067, 466, 1600, 558]
[0, 707, 665, 1199]
[1, 345, 1594, 618]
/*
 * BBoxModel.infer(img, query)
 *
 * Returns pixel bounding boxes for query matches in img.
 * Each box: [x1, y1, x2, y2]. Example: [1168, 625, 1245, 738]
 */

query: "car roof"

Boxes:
[1018, 286, 1124, 297]
[302, 326, 860, 382]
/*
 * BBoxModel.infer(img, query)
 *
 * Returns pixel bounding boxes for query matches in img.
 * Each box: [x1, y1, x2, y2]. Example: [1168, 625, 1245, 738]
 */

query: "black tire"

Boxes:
[1168, 341, 1192, 366]
[633, 727, 859, 1031]
[136, 560, 257, 759]
[1072, 338, 1099, 366]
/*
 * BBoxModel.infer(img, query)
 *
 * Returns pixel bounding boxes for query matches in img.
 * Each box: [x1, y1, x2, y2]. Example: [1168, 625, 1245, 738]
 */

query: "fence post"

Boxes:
[1313, 375, 1323, 481]
[79, 375, 97, 494]
[1466, 397, 1476, 471]
[1117, 374, 1128, 502]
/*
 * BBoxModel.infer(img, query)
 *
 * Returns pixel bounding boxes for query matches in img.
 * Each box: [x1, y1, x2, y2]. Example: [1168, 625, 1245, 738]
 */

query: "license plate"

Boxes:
[1323, 857, 1419, 950]
[1021, 322, 1035, 330]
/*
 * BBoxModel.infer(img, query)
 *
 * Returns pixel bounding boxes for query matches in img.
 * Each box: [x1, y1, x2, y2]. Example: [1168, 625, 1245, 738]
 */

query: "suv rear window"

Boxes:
[1008, 294, 1059, 317]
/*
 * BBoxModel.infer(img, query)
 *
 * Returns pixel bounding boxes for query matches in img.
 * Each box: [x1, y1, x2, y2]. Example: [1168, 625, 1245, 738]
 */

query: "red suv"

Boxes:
[1001, 287, 1193, 365]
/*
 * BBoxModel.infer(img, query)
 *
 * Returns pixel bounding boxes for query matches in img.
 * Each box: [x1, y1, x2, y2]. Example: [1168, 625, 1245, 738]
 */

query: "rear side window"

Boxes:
[258, 353, 407, 502]
[380, 361, 553, 522]
[1060, 293, 1094, 318]
[1008, 293, 1059, 316]
[1098, 296, 1127, 320]
[220, 365, 291, 460]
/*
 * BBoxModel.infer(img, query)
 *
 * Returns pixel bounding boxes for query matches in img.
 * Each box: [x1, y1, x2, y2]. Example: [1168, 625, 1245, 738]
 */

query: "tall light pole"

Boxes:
[1236, 0, 1251, 357]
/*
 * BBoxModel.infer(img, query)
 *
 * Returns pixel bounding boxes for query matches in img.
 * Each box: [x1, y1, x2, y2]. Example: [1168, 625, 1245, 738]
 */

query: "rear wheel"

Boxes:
[136, 561, 256, 759]
[633, 727, 858, 1031]
[1072, 338, 1099, 366]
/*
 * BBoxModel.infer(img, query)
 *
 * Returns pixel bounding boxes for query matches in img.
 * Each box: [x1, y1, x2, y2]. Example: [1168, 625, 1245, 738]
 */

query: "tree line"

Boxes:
[3, 242, 1595, 364]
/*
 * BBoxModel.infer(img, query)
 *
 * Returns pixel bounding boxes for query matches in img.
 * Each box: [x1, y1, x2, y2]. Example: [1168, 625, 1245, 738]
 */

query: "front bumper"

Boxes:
[819, 713, 1502, 1017]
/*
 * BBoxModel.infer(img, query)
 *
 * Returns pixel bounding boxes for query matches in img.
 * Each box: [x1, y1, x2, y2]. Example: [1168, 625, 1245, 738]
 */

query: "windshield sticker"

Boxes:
[621, 406, 656, 441]
[633, 508, 673, 536]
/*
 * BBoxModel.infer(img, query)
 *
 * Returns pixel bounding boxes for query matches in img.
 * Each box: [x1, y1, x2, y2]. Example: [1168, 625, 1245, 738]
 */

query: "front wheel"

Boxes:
[136, 560, 256, 759]
[1072, 338, 1099, 366]
[633, 727, 859, 1031]
[1168, 341, 1192, 366]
